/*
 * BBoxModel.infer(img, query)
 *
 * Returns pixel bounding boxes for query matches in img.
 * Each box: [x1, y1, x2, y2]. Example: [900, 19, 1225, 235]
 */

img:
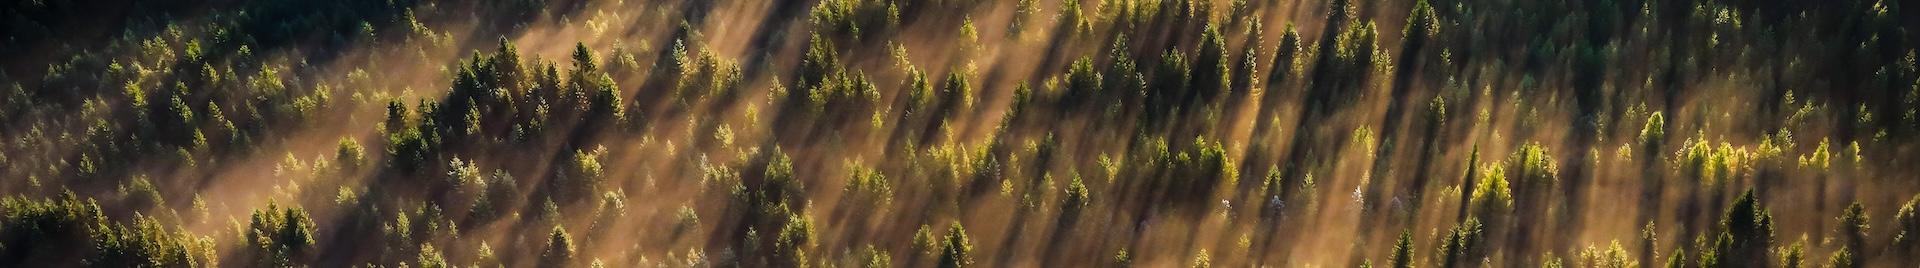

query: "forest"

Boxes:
[2, 0, 1918, 267]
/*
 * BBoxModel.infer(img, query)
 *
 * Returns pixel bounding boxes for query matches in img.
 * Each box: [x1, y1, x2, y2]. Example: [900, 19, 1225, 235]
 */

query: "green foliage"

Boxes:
[938, 223, 973, 268]
[1, 192, 105, 264]
[557, 148, 607, 200]
[1896, 193, 1920, 251]
[844, 164, 893, 208]
[1271, 24, 1303, 85]
[417, 244, 449, 268]
[958, 17, 980, 57]
[1192, 249, 1211, 268]
[1471, 163, 1512, 215]
[542, 226, 575, 268]
[1155, 138, 1239, 207]
[385, 100, 409, 134]
[1061, 0, 1095, 36]
[1826, 247, 1853, 268]
[1404, 0, 1439, 41]
[1679, 138, 1747, 186]
[1389, 230, 1414, 268]
[448, 157, 483, 194]
[1009, 0, 1039, 35]
[942, 71, 975, 114]
[679, 48, 745, 103]
[472, 169, 518, 222]
[1574, 240, 1635, 268]
[119, 176, 166, 210]
[1640, 111, 1666, 157]
[799, 35, 839, 93]
[810, 0, 901, 42]
[760, 148, 805, 205]
[1149, 49, 1191, 119]
[1064, 172, 1091, 218]
[1664, 247, 1686, 268]
[93, 215, 212, 267]
[553, 43, 624, 127]
[5, 0, 1920, 266]
[1782, 238, 1805, 268]
[387, 113, 436, 174]
[336, 137, 366, 172]
[1714, 189, 1774, 267]
[854, 244, 891, 268]
[246, 203, 315, 267]
[1837, 202, 1868, 263]
[774, 213, 815, 266]
[1195, 24, 1232, 101]
[1066, 56, 1104, 107]
[904, 68, 935, 116]
[1507, 142, 1559, 192]
[912, 224, 939, 258]
[807, 71, 882, 118]
[1437, 217, 1484, 268]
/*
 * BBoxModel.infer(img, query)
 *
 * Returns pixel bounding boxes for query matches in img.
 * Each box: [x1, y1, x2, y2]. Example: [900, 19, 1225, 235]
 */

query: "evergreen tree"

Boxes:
[1714, 189, 1775, 267]
[541, 226, 575, 268]
[1390, 229, 1415, 268]
[938, 223, 973, 268]
[1837, 202, 1868, 264]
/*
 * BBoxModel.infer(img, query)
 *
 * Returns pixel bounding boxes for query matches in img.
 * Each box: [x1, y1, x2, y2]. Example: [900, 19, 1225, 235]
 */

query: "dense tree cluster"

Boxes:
[2, 0, 1920, 266]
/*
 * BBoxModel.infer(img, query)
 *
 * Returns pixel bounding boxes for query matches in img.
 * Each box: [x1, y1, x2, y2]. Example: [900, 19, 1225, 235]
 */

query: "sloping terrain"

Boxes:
[2, 0, 1918, 267]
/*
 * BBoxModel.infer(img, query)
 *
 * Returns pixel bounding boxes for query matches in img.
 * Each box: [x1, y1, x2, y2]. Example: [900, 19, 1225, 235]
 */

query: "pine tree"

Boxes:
[1715, 189, 1775, 267]
[1895, 193, 1920, 253]
[1837, 202, 1869, 264]
[541, 226, 575, 268]
[336, 137, 366, 172]
[1194, 24, 1231, 102]
[1390, 229, 1416, 268]
[938, 223, 973, 268]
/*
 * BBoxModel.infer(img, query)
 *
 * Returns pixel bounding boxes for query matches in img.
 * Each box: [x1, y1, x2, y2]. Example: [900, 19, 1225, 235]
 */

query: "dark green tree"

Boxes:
[336, 137, 366, 172]
[1066, 56, 1103, 108]
[1827, 246, 1854, 268]
[938, 223, 973, 268]
[774, 213, 815, 266]
[246, 203, 315, 267]
[1837, 202, 1868, 264]
[1895, 193, 1920, 254]
[541, 226, 575, 268]
[1437, 217, 1483, 268]
[1194, 24, 1231, 102]
[1713, 189, 1775, 267]
[1390, 229, 1415, 268]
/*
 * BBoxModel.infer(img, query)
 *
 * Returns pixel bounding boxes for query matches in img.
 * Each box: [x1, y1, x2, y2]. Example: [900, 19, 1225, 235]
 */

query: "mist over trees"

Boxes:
[3, 0, 1919, 266]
